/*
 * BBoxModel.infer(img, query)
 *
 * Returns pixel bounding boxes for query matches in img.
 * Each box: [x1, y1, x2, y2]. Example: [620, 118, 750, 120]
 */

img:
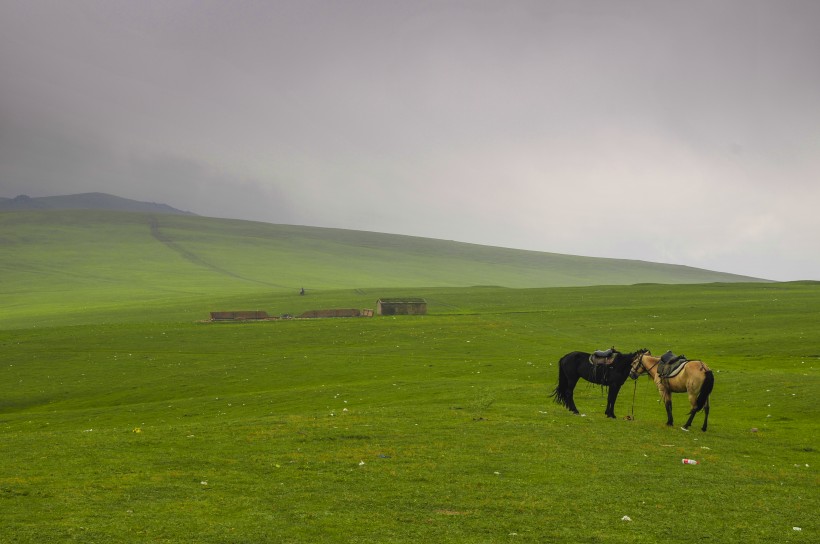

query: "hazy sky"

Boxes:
[2, 0, 818, 281]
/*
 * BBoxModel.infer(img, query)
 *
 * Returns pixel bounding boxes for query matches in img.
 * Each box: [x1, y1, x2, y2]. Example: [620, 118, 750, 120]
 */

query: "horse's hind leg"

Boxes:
[701, 399, 710, 432]
[682, 390, 707, 431]
[682, 408, 697, 430]
[664, 400, 674, 426]
[565, 376, 581, 414]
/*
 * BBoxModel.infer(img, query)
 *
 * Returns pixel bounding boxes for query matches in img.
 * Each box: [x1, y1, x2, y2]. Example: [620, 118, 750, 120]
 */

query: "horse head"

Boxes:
[629, 349, 651, 380]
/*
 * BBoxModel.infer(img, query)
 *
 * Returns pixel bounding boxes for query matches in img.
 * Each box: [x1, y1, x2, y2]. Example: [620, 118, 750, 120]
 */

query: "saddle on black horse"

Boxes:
[658, 350, 688, 378]
[589, 347, 617, 365]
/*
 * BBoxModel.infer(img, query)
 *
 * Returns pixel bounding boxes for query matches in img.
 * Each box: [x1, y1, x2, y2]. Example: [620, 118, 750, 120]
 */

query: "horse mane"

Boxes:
[614, 349, 648, 369]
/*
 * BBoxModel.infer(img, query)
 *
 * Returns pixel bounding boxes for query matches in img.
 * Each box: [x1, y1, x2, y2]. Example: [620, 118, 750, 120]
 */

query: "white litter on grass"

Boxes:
[793, 527, 802, 531]
[621, 516, 632, 522]
[359, 460, 366, 466]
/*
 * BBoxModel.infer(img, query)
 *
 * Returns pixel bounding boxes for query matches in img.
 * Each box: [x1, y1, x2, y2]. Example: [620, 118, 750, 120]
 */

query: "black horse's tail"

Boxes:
[550, 357, 569, 407]
[694, 370, 714, 412]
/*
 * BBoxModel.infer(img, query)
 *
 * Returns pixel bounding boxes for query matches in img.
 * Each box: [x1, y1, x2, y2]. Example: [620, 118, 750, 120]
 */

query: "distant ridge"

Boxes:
[0, 192, 195, 215]
[0, 193, 772, 287]
[0, 206, 769, 296]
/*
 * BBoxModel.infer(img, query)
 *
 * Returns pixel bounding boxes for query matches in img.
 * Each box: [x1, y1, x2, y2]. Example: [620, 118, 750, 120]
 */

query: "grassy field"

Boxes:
[1, 281, 817, 543]
[0, 210, 815, 542]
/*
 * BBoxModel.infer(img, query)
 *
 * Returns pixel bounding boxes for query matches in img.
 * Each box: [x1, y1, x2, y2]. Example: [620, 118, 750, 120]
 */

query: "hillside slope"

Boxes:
[0, 208, 770, 327]
[2, 208, 766, 290]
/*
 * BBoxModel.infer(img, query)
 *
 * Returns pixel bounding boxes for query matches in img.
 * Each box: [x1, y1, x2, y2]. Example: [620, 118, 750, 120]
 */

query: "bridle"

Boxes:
[630, 350, 659, 378]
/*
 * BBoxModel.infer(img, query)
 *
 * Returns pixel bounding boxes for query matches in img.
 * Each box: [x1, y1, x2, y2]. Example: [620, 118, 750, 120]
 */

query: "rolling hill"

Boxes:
[0, 193, 766, 287]
[0, 204, 764, 297]
[0, 192, 770, 326]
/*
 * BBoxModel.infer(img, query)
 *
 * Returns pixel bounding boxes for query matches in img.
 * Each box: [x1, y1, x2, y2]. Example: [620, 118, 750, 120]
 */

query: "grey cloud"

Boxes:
[1, 0, 819, 281]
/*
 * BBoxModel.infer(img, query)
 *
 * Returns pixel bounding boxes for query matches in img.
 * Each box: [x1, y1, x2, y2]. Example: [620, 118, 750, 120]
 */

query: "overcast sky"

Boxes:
[2, 0, 818, 281]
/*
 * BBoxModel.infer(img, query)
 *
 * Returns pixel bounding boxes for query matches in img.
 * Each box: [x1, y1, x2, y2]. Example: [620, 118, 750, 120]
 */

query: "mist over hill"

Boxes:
[0, 192, 195, 215]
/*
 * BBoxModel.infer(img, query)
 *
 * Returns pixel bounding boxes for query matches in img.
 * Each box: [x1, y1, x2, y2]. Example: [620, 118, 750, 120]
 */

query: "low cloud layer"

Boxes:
[2, 0, 818, 280]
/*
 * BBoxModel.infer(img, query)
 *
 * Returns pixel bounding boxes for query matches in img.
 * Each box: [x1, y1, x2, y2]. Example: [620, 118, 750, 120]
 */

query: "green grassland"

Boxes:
[0, 210, 817, 543]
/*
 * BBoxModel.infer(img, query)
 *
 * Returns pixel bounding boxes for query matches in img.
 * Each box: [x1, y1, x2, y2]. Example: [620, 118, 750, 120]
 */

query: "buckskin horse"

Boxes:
[629, 350, 714, 431]
[551, 348, 649, 418]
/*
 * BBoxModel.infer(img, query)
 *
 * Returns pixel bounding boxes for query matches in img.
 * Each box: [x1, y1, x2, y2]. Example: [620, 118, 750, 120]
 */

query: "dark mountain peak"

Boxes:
[0, 193, 196, 215]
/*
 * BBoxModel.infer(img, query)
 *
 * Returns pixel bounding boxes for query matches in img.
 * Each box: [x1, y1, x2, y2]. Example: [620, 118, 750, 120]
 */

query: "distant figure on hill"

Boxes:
[300, 287, 305, 296]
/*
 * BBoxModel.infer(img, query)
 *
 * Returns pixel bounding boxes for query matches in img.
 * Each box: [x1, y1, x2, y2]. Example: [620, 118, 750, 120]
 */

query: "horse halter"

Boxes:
[630, 350, 656, 379]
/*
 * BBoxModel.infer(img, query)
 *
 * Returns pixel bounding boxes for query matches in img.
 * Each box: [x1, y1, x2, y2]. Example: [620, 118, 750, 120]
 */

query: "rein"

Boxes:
[629, 351, 657, 420]
[634, 352, 660, 375]
[628, 350, 652, 420]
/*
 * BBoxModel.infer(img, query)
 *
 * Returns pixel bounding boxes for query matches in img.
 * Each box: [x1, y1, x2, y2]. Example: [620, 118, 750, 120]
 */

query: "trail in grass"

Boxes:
[149, 217, 288, 288]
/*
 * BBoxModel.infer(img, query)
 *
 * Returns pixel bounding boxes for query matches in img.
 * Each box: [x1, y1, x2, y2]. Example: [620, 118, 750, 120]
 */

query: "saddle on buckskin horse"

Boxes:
[658, 350, 688, 378]
[589, 347, 617, 365]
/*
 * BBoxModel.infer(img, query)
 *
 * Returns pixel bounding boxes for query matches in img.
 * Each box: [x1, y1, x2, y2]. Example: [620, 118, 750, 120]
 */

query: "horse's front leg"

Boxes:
[664, 400, 674, 426]
[656, 380, 673, 426]
[605, 384, 621, 418]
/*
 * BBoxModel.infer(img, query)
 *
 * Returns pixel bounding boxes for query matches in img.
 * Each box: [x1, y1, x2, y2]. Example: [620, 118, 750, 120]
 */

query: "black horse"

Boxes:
[550, 348, 648, 418]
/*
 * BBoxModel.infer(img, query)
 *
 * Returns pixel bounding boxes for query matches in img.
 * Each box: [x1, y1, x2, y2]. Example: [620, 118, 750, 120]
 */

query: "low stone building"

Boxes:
[376, 298, 427, 316]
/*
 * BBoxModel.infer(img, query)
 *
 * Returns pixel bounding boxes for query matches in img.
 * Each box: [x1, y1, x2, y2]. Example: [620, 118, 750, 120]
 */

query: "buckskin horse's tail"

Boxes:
[550, 357, 569, 407]
[695, 370, 714, 412]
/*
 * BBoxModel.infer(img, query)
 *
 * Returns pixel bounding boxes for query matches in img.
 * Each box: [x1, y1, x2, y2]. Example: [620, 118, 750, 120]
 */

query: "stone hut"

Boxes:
[376, 298, 427, 316]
